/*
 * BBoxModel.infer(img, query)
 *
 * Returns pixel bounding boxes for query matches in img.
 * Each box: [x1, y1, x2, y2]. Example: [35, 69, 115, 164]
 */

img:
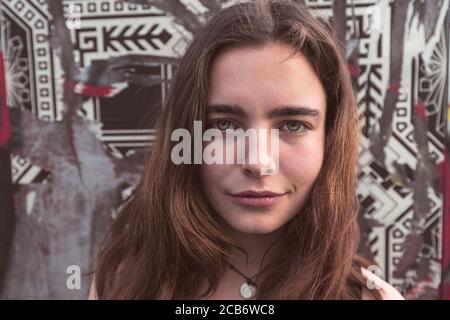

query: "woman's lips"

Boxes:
[227, 190, 288, 208]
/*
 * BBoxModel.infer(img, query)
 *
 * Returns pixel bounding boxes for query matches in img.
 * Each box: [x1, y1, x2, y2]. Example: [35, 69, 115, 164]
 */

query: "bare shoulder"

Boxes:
[361, 267, 405, 300]
[88, 277, 98, 300]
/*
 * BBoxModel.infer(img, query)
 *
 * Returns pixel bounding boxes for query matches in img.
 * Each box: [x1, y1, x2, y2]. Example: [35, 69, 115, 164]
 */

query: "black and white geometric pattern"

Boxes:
[1, 0, 448, 299]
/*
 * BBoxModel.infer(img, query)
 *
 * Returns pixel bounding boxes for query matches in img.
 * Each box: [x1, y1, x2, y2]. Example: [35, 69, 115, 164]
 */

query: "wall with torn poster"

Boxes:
[0, 0, 448, 299]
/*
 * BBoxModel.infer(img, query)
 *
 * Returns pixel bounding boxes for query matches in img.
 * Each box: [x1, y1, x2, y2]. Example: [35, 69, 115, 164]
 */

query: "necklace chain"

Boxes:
[225, 237, 282, 298]
[227, 262, 259, 286]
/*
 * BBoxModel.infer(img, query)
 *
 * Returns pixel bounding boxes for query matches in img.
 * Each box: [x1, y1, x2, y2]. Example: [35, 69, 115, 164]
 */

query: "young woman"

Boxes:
[89, 0, 404, 300]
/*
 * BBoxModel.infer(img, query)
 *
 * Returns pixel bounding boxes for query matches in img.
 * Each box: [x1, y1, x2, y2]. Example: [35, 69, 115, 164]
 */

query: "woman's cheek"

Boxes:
[199, 163, 232, 188]
[279, 140, 324, 181]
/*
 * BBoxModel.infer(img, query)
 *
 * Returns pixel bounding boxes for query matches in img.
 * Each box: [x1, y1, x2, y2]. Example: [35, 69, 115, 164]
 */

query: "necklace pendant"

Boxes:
[240, 281, 256, 299]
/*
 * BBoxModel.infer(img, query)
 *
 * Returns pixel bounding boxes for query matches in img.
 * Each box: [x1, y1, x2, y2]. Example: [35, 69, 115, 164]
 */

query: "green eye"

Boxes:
[213, 120, 236, 131]
[281, 121, 306, 133]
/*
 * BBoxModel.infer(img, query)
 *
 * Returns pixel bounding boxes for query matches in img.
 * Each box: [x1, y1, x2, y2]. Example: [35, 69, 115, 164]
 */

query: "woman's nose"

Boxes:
[240, 129, 279, 177]
[241, 161, 277, 177]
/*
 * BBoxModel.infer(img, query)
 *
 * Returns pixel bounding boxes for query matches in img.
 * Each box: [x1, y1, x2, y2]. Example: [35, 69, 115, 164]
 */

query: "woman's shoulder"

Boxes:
[360, 267, 405, 300]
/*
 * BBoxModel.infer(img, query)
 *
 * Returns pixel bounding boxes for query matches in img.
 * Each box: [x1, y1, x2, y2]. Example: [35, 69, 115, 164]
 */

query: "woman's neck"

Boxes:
[197, 224, 286, 300]
[224, 224, 285, 278]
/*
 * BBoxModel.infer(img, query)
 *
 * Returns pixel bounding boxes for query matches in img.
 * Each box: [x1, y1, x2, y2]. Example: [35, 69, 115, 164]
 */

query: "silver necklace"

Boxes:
[227, 263, 260, 299]
[226, 237, 281, 299]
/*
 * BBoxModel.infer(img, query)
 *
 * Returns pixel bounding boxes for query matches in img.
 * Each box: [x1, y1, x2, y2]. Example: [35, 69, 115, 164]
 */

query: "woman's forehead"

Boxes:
[207, 43, 327, 115]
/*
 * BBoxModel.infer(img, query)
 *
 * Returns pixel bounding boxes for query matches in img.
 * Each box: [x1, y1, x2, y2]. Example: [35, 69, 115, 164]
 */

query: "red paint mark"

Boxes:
[76, 83, 113, 97]
[63, 78, 114, 97]
[414, 101, 427, 120]
[403, 277, 432, 299]
[348, 62, 360, 77]
[0, 51, 11, 147]
[444, 285, 450, 300]
[388, 83, 400, 93]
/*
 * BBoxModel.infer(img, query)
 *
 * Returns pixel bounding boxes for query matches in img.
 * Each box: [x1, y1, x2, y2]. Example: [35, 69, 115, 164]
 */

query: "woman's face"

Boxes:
[199, 42, 327, 235]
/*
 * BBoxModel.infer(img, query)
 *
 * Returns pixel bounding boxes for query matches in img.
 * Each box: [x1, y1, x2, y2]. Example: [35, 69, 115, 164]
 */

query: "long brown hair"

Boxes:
[93, 0, 382, 299]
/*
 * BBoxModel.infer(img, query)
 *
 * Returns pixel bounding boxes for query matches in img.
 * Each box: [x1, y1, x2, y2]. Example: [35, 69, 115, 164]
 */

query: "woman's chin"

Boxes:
[225, 219, 281, 235]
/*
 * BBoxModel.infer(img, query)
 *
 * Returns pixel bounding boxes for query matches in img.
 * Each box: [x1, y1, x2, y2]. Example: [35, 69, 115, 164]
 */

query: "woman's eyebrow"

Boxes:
[206, 104, 321, 119]
[267, 105, 321, 119]
[206, 104, 247, 117]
